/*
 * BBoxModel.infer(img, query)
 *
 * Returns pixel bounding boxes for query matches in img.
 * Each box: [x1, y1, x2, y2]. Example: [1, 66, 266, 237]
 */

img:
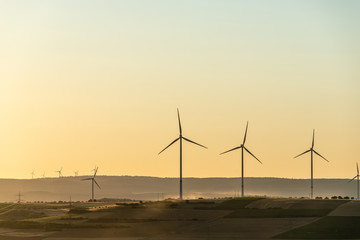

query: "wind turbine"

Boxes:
[30, 171, 35, 179]
[74, 171, 79, 177]
[158, 109, 207, 200]
[55, 167, 63, 178]
[294, 129, 329, 199]
[42, 172, 46, 178]
[348, 163, 359, 200]
[220, 122, 262, 198]
[17, 192, 23, 204]
[82, 167, 101, 202]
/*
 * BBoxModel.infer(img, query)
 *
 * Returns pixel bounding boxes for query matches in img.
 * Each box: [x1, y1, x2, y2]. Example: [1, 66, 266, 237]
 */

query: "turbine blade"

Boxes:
[220, 146, 241, 155]
[93, 179, 101, 189]
[158, 138, 180, 155]
[243, 121, 249, 145]
[294, 149, 311, 159]
[313, 149, 329, 162]
[183, 137, 208, 149]
[357, 163, 359, 175]
[93, 167, 98, 178]
[312, 129, 315, 148]
[177, 108, 182, 135]
[82, 178, 92, 181]
[244, 146, 262, 164]
[348, 175, 357, 183]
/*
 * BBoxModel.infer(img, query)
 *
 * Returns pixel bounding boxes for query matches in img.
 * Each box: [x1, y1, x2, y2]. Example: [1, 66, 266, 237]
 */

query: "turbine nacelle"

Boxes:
[220, 122, 262, 164]
[158, 109, 208, 155]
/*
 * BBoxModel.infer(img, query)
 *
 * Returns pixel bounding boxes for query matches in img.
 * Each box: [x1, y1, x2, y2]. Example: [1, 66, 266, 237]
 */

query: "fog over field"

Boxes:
[0, 176, 355, 202]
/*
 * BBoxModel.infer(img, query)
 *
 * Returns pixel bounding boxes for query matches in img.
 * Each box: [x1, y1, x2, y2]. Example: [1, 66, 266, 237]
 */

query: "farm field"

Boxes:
[0, 198, 358, 239]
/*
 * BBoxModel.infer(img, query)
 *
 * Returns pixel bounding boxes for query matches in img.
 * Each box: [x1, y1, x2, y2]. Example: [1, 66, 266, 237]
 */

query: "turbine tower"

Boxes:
[55, 167, 63, 178]
[220, 122, 262, 198]
[82, 167, 101, 202]
[30, 171, 35, 179]
[17, 192, 23, 204]
[348, 163, 359, 200]
[294, 129, 329, 199]
[158, 109, 207, 200]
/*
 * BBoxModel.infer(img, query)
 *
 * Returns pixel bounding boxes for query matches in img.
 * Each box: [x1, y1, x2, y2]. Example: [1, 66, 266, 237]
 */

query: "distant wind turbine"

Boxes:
[294, 129, 329, 199]
[82, 167, 101, 202]
[55, 167, 63, 178]
[220, 122, 262, 198]
[30, 171, 35, 179]
[158, 109, 207, 200]
[17, 192, 23, 204]
[74, 171, 79, 177]
[348, 163, 359, 200]
[42, 172, 45, 178]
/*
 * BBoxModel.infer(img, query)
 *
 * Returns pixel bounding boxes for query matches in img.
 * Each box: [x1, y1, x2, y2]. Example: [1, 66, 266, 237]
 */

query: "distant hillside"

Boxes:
[0, 176, 356, 202]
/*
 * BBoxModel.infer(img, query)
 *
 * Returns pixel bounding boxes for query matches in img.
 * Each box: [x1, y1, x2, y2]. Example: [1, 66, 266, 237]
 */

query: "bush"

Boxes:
[331, 196, 338, 200]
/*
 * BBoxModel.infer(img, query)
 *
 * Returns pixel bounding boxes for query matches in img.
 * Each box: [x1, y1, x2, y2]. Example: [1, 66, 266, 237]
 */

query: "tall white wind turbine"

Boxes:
[294, 129, 329, 199]
[220, 122, 262, 198]
[82, 167, 101, 202]
[158, 109, 207, 200]
[348, 163, 359, 200]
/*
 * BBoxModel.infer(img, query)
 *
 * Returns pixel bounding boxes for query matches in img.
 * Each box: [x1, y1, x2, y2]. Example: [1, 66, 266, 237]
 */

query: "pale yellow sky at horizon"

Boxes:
[0, 0, 359, 179]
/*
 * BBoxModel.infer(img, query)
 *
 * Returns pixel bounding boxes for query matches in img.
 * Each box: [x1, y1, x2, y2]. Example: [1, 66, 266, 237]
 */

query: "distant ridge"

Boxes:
[0, 176, 354, 202]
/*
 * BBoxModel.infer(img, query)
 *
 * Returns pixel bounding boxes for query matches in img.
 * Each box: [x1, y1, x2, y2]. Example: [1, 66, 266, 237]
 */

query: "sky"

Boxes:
[0, 0, 359, 179]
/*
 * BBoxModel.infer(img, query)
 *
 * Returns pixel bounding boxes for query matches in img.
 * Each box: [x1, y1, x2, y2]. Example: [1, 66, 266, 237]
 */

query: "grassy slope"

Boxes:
[226, 208, 332, 218]
[274, 216, 360, 239]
